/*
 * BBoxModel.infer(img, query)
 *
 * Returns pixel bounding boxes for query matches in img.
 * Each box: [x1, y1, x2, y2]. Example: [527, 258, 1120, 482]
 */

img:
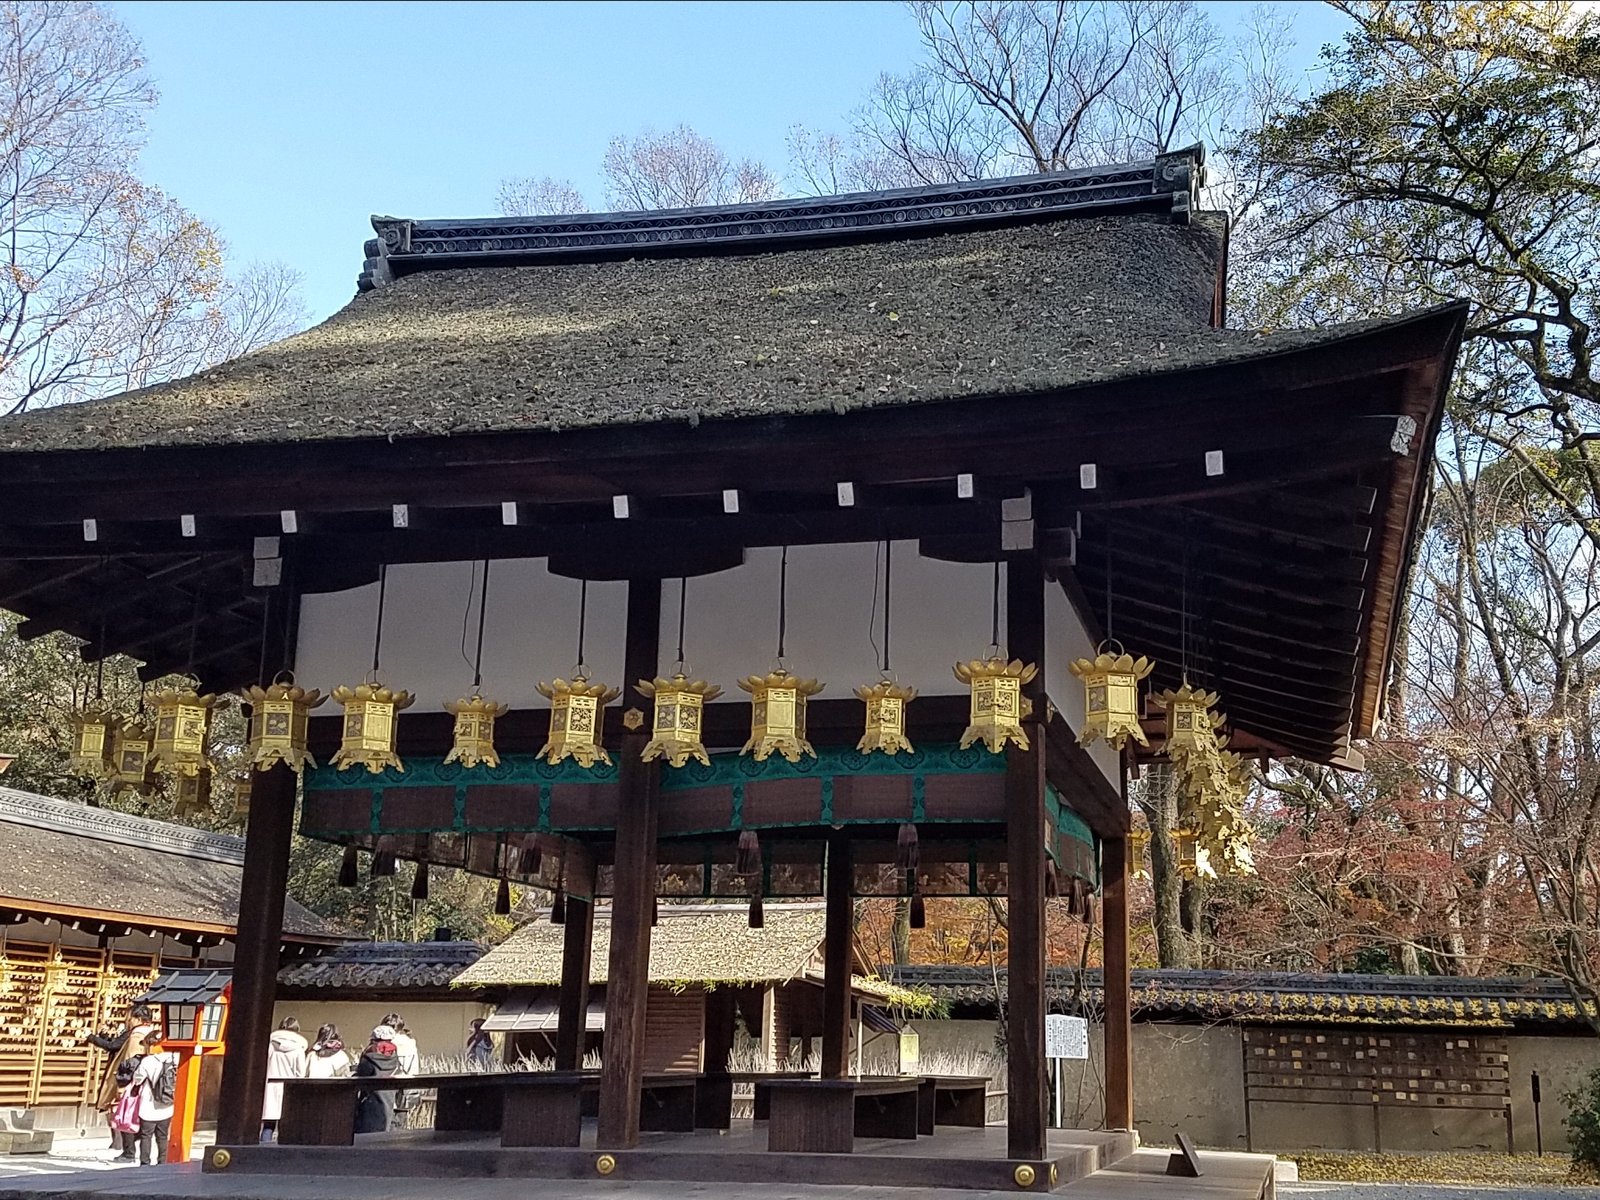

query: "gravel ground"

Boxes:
[1286, 1186, 1600, 1200]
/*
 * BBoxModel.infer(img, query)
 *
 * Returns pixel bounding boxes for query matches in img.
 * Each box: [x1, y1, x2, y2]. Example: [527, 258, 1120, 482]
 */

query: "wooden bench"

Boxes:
[695, 1071, 814, 1130]
[916, 1075, 990, 1135]
[279, 1071, 690, 1148]
[763, 1077, 923, 1153]
[279, 1073, 526, 1147]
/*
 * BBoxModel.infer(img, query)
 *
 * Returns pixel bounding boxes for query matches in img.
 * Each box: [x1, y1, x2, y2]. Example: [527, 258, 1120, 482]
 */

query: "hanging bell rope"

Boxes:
[410, 861, 430, 902]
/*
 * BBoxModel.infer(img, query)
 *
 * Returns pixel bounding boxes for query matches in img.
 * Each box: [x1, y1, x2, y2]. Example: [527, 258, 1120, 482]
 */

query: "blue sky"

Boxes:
[113, 1, 1350, 323]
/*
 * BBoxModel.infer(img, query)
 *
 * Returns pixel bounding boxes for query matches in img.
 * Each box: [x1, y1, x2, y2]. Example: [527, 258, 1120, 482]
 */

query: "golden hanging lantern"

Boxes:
[110, 720, 156, 794]
[241, 677, 325, 773]
[1069, 649, 1154, 751]
[1155, 682, 1224, 757]
[172, 768, 212, 819]
[232, 775, 253, 821]
[855, 679, 917, 756]
[1127, 828, 1152, 881]
[150, 689, 220, 777]
[330, 682, 415, 774]
[68, 707, 117, 780]
[953, 656, 1037, 753]
[1172, 827, 1205, 879]
[533, 674, 618, 769]
[738, 668, 825, 763]
[638, 673, 722, 767]
[444, 692, 511, 769]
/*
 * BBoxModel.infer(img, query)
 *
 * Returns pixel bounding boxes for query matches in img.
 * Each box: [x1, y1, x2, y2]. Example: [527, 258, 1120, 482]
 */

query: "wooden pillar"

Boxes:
[702, 986, 737, 1076]
[555, 895, 594, 1071]
[215, 761, 295, 1146]
[1102, 831, 1133, 1131]
[820, 833, 854, 1080]
[1005, 551, 1048, 1160]
[597, 578, 662, 1149]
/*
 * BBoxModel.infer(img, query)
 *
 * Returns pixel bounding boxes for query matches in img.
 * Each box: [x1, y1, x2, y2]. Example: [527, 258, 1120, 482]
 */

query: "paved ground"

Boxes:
[1286, 1185, 1600, 1200]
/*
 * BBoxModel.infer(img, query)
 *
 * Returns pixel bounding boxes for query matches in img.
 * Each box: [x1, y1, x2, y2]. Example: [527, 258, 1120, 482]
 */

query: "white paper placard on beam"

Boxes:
[1046, 1014, 1089, 1060]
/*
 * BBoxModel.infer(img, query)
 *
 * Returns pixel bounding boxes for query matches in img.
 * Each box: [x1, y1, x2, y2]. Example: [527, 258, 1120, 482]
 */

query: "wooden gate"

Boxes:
[1242, 1026, 1513, 1153]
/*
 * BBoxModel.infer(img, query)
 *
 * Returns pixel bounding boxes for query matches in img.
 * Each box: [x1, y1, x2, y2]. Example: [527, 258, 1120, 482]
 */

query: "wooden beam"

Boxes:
[555, 896, 594, 1072]
[1005, 550, 1048, 1160]
[820, 832, 854, 1080]
[215, 760, 296, 1146]
[1102, 826, 1133, 1131]
[597, 578, 662, 1150]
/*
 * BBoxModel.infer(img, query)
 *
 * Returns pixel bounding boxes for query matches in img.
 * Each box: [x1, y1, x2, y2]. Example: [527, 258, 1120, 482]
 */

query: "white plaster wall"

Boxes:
[295, 560, 629, 710]
[660, 543, 1005, 700]
[1045, 582, 1120, 785]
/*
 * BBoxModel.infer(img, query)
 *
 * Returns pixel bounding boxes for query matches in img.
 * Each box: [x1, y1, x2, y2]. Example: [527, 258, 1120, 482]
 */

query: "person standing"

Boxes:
[382, 1013, 418, 1125]
[88, 1004, 155, 1155]
[307, 1023, 353, 1079]
[261, 1017, 309, 1142]
[131, 1030, 177, 1166]
[465, 1018, 495, 1069]
[354, 1025, 400, 1134]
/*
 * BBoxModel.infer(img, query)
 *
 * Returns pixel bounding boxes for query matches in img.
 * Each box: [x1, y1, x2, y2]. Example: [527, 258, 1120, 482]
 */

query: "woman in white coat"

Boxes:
[260, 1017, 309, 1141]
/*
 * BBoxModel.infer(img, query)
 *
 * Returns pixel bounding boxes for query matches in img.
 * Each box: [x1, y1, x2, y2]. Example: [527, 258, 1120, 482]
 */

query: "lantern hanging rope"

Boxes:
[333, 564, 414, 774]
[641, 577, 721, 767]
[955, 559, 1036, 754]
[69, 562, 117, 782]
[447, 561, 509, 769]
[857, 541, 916, 757]
[537, 577, 618, 769]
[740, 547, 824, 763]
[1070, 537, 1153, 752]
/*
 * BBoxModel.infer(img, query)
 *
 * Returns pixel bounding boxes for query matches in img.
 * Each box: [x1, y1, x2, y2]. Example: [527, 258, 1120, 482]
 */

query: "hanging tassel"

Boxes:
[494, 877, 512, 916]
[748, 894, 764, 929]
[371, 850, 397, 879]
[519, 845, 541, 877]
[1082, 892, 1095, 927]
[1045, 861, 1061, 899]
[551, 887, 566, 925]
[737, 828, 761, 876]
[909, 891, 926, 930]
[337, 845, 359, 888]
[410, 862, 429, 902]
[896, 823, 919, 873]
[651, 895, 659, 926]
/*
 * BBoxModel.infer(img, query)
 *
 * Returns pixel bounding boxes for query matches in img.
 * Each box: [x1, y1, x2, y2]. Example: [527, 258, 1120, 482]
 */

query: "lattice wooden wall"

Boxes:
[0, 939, 164, 1109]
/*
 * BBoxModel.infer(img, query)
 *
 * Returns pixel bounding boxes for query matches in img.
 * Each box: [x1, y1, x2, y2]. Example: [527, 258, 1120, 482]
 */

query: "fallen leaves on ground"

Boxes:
[1290, 1150, 1585, 1186]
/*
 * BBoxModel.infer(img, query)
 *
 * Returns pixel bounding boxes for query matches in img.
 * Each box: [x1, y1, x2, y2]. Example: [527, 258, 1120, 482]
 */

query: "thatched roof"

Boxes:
[0, 786, 337, 940]
[455, 904, 829, 989]
[0, 210, 1396, 457]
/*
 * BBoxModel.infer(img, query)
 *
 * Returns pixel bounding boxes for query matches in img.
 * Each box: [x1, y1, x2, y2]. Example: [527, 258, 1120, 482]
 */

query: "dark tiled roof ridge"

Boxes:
[890, 964, 1577, 1000]
[361, 147, 1207, 285]
[0, 784, 245, 866]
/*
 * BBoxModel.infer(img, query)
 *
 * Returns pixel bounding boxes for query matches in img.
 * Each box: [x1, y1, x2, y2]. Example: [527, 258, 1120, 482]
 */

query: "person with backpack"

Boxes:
[261, 1017, 309, 1142]
[88, 1004, 155, 1155]
[353, 1025, 400, 1134]
[131, 1030, 178, 1165]
[106, 1055, 143, 1163]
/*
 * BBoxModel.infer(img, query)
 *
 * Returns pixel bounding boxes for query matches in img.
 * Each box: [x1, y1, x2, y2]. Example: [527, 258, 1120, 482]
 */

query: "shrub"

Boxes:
[1563, 1066, 1600, 1170]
